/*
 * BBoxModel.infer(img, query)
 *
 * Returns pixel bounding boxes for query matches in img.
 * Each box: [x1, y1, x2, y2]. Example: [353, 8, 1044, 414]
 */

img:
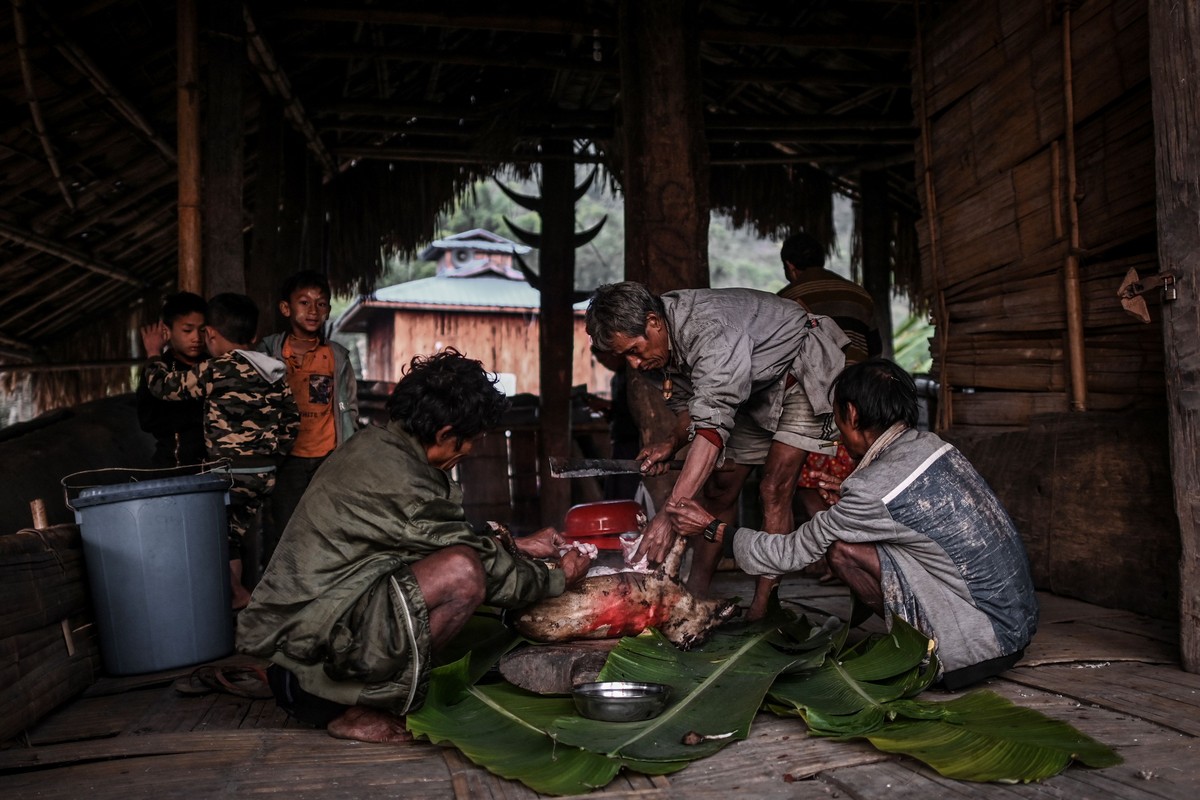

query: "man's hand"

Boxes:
[632, 512, 677, 564]
[139, 323, 168, 359]
[514, 526, 565, 558]
[636, 440, 676, 477]
[663, 498, 715, 537]
[809, 469, 844, 506]
[559, 549, 592, 587]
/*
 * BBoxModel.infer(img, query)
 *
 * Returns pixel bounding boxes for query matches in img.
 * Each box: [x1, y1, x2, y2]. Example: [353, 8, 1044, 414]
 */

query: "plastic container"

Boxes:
[68, 472, 233, 675]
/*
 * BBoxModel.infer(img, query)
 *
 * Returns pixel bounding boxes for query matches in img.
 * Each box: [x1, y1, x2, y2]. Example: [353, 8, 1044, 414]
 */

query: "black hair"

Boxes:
[161, 291, 207, 326]
[206, 293, 259, 346]
[830, 358, 919, 432]
[585, 282, 666, 351]
[386, 348, 510, 446]
[279, 270, 331, 304]
[780, 232, 825, 270]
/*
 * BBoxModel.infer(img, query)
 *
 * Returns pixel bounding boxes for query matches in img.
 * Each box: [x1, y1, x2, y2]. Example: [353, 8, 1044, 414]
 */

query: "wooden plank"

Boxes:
[442, 746, 538, 800]
[1023, 620, 1178, 666]
[1002, 661, 1200, 737]
[1142, 0, 1200, 671]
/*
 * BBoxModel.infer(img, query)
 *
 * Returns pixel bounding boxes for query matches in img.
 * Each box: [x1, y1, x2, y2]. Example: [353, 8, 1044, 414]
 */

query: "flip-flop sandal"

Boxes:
[174, 665, 273, 699]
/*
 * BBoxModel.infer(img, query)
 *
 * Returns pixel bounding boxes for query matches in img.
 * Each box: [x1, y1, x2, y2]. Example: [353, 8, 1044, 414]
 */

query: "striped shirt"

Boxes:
[778, 267, 877, 363]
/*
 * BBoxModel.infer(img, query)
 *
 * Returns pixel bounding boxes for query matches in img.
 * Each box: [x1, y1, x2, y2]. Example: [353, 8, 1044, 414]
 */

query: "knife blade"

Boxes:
[548, 456, 686, 478]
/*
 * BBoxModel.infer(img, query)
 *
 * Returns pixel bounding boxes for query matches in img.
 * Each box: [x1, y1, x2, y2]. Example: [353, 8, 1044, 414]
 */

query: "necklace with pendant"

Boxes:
[661, 373, 672, 401]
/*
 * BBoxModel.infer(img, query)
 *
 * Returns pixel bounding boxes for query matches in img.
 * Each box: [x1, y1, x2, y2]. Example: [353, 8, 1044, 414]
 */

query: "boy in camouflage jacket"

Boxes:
[143, 293, 300, 609]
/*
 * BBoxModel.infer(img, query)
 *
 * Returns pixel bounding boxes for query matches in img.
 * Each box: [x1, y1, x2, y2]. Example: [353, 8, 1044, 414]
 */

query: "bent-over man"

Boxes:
[586, 281, 849, 619]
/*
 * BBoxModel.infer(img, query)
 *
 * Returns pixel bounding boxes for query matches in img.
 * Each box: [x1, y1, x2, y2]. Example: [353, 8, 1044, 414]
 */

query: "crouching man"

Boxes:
[237, 349, 590, 742]
[667, 358, 1038, 689]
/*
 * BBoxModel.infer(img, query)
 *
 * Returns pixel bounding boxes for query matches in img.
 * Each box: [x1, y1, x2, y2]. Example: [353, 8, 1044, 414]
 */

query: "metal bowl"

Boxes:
[572, 681, 671, 722]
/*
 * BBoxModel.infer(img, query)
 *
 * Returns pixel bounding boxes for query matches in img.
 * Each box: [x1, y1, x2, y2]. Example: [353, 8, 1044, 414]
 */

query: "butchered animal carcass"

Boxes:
[512, 536, 738, 650]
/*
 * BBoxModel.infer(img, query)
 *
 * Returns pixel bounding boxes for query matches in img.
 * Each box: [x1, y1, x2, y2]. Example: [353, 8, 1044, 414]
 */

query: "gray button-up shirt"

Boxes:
[660, 288, 849, 444]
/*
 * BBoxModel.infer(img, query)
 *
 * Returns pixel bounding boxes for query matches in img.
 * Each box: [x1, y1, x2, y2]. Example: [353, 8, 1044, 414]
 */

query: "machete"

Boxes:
[548, 456, 686, 478]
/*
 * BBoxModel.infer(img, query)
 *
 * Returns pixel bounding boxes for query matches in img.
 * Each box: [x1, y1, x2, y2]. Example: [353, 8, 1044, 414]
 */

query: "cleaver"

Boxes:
[548, 456, 685, 478]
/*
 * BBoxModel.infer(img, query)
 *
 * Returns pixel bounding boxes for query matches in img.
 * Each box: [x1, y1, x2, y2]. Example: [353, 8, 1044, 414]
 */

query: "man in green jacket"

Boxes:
[238, 349, 590, 743]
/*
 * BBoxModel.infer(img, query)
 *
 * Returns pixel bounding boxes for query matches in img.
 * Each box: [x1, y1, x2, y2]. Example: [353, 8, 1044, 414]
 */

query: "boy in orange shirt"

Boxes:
[258, 272, 359, 562]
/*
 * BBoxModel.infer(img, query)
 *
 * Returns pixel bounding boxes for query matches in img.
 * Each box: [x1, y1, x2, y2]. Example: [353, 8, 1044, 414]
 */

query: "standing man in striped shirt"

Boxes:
[778, 234, 884, 572]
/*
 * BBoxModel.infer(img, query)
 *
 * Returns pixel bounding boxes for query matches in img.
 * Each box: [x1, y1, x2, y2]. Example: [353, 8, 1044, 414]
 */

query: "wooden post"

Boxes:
[617, 0, 709, 292]
[538, 142, 575, 528]
[204, 0, 245, 296]
[859, 169, 894, 358]
[177, 0, 202, 294]
[1060, 9, 1088, 412]
[247, 95, 284, 340]
[1149, 0, 1200, 673]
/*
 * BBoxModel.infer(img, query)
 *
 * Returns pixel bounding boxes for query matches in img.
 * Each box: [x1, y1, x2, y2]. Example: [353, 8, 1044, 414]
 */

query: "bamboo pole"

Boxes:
[177, 0, 201, 295]
[12, 0, 74, 212]
[0, 358, 146, 375]
[913, 0, 952, 430]
[1061, 8, 1088, 412]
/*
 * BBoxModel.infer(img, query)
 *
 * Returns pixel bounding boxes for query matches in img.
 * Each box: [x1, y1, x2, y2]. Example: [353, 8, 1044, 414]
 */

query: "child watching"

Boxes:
[137, 292, 208, 467]
[143, 293, 300, 610]
[258, 271, 359, 558]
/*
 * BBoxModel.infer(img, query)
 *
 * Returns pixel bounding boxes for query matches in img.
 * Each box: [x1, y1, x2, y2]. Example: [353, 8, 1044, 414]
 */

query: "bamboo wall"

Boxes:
[918, 0, 1162, 431]
[365, 309, 610, 396]
[917, 0, 1178, 619]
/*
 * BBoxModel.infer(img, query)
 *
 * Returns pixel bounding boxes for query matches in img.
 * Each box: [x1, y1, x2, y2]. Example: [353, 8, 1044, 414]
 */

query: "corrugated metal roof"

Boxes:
[374, 274, 543, 308]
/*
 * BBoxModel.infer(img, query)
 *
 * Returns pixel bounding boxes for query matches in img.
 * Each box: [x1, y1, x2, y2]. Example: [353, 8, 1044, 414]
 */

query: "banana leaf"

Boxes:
[550, 616, 831, 762]
[860, 691, 1123, 782]
[407, 608, 834, 795]
[406, 655, 642, 795]
[766, 614, 1121, 782]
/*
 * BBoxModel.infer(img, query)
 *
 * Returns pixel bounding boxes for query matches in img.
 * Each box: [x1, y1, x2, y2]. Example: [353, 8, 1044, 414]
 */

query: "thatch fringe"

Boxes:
[709, 163, 836, 254]
[324, 160, 497, 296]
[850, 198, 925, 311]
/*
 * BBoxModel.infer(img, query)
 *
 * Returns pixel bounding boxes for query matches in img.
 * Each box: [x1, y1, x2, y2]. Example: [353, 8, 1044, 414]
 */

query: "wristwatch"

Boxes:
[703, 518, 723, 543]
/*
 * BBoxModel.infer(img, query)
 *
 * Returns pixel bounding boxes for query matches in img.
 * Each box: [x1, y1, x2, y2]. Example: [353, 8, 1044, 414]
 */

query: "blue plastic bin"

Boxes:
[71, 473, 233, 675]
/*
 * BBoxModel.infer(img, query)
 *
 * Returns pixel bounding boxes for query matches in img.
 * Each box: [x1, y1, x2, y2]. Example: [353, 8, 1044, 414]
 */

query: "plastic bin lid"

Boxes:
[72, 473, 230, 509]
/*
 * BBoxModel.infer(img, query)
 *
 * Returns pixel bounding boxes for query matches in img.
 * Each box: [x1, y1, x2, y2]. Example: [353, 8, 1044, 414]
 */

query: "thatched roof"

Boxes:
[0, 0, 938, 412]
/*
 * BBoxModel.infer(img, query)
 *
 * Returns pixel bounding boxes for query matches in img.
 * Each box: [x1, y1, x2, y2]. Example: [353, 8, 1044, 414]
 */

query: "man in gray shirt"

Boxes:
[667, 358, 1038, 688]
[586, 281, 848, 619]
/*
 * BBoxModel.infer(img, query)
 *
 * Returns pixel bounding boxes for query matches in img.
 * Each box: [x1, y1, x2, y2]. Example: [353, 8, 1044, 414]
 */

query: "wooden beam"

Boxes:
[177, 0, 202, 294]
[275, 8, 913, 50]
[243, 4, 337, 177]
[1149, 0, 1200, 674]
[34, 5, 176, 164]
[538, 141, 575, 527]
[204, 0, 246, 295]
[0, 219, 142, 286]
[12, 0, 74, 212]
[618, 0, 709, 291]
[1060, 9, 1087, 412]
[335, 146, 604, 163]
[297, 46, 616, 75]
[859, 169, 893, 358]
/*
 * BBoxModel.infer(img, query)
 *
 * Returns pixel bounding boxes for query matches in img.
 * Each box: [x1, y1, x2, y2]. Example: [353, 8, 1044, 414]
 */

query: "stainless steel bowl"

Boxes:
[572, 681, 671, 722]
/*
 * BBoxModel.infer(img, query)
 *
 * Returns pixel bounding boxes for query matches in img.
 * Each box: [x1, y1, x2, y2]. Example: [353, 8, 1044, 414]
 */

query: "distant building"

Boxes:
[335, 229, 608, 396]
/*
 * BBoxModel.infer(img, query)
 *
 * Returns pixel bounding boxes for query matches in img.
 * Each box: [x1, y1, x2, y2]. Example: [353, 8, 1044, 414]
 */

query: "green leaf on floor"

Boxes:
[766, 612, 1121, 782]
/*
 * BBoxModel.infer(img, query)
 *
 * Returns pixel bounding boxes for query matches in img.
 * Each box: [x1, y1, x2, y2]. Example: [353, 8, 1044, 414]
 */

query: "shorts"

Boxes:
[723, 379, 838, 466]
[227, 469, 276, 560]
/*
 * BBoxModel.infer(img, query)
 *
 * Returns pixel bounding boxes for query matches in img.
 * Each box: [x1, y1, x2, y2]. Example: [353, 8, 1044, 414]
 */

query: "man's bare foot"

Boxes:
[745, 602, 769, 622]
[326, 705, 414, 744]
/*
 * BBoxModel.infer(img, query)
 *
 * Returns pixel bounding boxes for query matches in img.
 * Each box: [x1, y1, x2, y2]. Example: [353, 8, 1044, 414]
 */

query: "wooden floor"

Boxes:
[3, 574, 1197, 800]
